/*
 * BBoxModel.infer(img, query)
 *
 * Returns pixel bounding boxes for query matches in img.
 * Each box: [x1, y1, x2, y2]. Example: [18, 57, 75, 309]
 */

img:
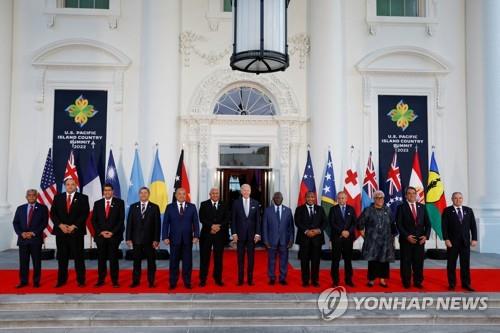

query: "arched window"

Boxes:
[214, 86, 276, 116]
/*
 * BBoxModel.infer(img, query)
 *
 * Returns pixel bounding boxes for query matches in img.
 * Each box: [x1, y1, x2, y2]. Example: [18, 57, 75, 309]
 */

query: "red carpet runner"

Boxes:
[2, 250, 499, 293]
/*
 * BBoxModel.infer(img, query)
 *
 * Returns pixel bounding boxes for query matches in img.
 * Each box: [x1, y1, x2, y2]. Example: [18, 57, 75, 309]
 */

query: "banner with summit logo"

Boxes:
[52, 89, 107, 185]
[378, 95, 428, 192]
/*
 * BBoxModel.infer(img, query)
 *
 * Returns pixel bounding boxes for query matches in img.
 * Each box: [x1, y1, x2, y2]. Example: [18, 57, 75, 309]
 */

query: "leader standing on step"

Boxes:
[294, 191, 327, 287]
[126, 187, 161, 288]
[51, 178, 90, 287]
[231, 184, 261, 286]
[198, 187, 230, 287]
[92, 183, 125, 287]
[163, 187, 200, 290]
[442, 191, 477, 292]
[12, 189, 48, 288]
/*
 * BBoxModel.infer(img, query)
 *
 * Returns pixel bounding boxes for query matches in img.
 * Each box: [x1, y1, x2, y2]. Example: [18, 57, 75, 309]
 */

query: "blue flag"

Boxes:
[126, 148, 145, 208]
[105, 149, 121, 198]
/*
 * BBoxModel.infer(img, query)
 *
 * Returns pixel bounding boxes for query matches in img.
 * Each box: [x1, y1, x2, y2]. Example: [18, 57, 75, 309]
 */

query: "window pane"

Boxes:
[224, 0, 232, 12]
[95, 0, 109, 9]
[390, 0, 405, 16]
[404, 0, 419, 16]
[219, 144, 269, 167]
[79, 0, 94, 8]
[65, 0, 79, 8]
[377, 0, 390, 16]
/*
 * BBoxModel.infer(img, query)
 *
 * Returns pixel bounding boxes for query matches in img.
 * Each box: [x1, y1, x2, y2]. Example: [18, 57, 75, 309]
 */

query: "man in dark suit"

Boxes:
[262, 192, 294, 285]
[198, 187, 230, 287]
[51, 178, 89, 287]
[396, 186, 431, 289]
[231, 184, 261, 286]
[126, 187, 161, 288]
[91, 183, 125, 287]
[442, 191, 477, 292]
[295, 191, 327, 287]
[12, 189, 49, 288]
[328, 191, 356, 287]
[163, 187, 200, 289]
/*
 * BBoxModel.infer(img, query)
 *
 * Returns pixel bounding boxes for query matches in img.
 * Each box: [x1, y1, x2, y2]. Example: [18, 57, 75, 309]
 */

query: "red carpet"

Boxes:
[2, 250, 499, 294]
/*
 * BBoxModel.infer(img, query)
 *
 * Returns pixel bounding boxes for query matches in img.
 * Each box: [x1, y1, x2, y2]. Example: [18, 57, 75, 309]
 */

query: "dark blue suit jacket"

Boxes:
[231, 198, 261, 241]
[13, 203, 49, 246]
[442, 205, 477, 247]
[162, 202, 200, 245]
[262, 205, 294, 247]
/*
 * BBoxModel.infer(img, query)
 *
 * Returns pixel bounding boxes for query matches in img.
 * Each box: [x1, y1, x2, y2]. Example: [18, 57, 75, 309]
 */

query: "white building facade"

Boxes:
[0, 0, 499, 253]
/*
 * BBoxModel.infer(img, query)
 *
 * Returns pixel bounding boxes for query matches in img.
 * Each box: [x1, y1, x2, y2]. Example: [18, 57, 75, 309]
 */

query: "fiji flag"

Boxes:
[126, 148, 145, 208]
[297, 150, 317, 206]
[385, 151, 403, 218]
[362, 151, 378, 209]
[105, 149, 121, 198]
[149, 148, 168, 214]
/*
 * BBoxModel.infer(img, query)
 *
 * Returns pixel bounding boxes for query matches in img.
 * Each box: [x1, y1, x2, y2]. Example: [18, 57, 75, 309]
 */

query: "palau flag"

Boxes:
[105, 149, 121, 198]
[149, 148, 168, 214]
[425, 151, 447, 239]
[126, 148, 145, 209]
[321, 150, 337, 238]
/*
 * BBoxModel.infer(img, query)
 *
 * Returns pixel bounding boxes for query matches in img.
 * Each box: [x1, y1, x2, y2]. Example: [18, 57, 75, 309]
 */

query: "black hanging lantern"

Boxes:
[230, 0, 290, 74]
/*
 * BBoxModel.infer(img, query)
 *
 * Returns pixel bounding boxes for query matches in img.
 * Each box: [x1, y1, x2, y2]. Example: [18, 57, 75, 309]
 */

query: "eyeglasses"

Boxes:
[374, 197, 384, 199]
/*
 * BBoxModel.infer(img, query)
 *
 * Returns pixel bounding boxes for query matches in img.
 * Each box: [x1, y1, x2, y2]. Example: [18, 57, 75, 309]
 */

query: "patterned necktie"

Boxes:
[105, 200, 111, 219]
[457, 207, 463, 223]
[141, 203, 146, 217]
[411, 203, 417, 225]
[27, 205, 34, 228]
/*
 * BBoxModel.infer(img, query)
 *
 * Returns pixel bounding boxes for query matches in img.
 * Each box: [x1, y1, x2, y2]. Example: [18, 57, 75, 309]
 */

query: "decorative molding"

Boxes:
[205, 0, 231, 32]
[289, 33, 310, 69]
[189, 68, 301, 117]
[366, 0, 438, 37]
[179, 31, 230, 67]
[32, 38, 131, 110]
[44, 0, 121, 29]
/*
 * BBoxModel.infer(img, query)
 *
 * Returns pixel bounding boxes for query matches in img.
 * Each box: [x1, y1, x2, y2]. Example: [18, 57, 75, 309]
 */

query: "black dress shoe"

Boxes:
[403, 284, 411, 289]
[199, 281, 206, 287]
[345, 281, 355, 288]
[148, 283, 156, 288]
[448, 285, 455, 291]
[312, 282, 320, 287]
[129, 282, 139, 288]
[112, 283, 120, 288]
[279, 280, 287, 286]
[463, 285, 475, 292]
[269, 279, 275, 285]
[366, 281, 375, 287]
[55, 282, 66, 288]
[33, 282, 40, 288]
[94, 281, 105, 287]
[414, 283, 423, 289]
[169, 285, 176, 290]
[379, 282, 389, 288]
[247, 281, 254, 286]
[15, 283, 27, 289]
[185, 284, 192, 289]
[77, 283, 86, 288]
[237, 281, 244, 286]
[215, 280, 224, 286]
[302, 282, 309, 287]
[332, 281, 339, 287]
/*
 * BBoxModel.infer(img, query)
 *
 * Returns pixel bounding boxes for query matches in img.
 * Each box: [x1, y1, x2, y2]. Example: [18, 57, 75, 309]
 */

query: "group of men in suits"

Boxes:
[13, 180, 478, 292]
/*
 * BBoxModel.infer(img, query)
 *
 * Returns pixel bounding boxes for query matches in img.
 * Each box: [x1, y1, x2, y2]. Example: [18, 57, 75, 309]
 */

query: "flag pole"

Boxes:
[431, 145, 439, 250]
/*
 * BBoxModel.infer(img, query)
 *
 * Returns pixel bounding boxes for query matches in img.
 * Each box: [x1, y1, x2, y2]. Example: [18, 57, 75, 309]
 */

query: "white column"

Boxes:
[0, 0, 13, 217]
[466, 0, 500, 253]
[307, 0, 345, 192]
[138, 0, 181, 188]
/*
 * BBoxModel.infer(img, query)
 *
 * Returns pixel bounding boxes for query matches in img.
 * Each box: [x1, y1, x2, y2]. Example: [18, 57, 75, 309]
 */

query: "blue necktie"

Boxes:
[341, 206, 346, 219]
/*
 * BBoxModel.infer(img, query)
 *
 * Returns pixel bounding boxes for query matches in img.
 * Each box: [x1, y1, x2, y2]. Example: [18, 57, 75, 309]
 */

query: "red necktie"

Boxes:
[27, 205, 34, 228]
[66, 194, 72, 213]
[105, 201, 111, 219]
[411, 203, 417, 224]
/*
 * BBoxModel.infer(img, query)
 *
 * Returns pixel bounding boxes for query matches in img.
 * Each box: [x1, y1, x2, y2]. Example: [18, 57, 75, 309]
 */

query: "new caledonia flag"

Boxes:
[425, 151, 447, 239]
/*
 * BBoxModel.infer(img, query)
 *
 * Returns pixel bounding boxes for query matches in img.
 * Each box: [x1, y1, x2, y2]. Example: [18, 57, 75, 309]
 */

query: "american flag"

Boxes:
[64, 150, 80, 189]
[37, 148, 58, 238]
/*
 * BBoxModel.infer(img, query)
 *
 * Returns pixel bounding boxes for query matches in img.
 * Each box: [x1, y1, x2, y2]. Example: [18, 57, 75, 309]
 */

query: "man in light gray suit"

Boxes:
[262, 192, 294, 285]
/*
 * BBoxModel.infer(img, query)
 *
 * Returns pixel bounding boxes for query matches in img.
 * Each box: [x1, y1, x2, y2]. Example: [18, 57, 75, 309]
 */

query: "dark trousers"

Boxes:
[169, 240, 193, 287]
[267, 243, 289, 282]
[95, 238, 120, 284]
[399, 240, 425, 286]
[56, 235, 86, 284]
[367, 261, 390, 280]
[331, 237, 353, 284]
[447, 243, 471, 287]
[199, 235, 225, 283]
[18, 242, 42, 285]
[237, 240, 255, 283]
[132, 243, 156, 285]
[298, 242, 322, 284]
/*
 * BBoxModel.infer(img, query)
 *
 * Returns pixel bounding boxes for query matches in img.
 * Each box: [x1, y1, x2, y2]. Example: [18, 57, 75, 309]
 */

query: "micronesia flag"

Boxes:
[105, 149, 121, 198]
